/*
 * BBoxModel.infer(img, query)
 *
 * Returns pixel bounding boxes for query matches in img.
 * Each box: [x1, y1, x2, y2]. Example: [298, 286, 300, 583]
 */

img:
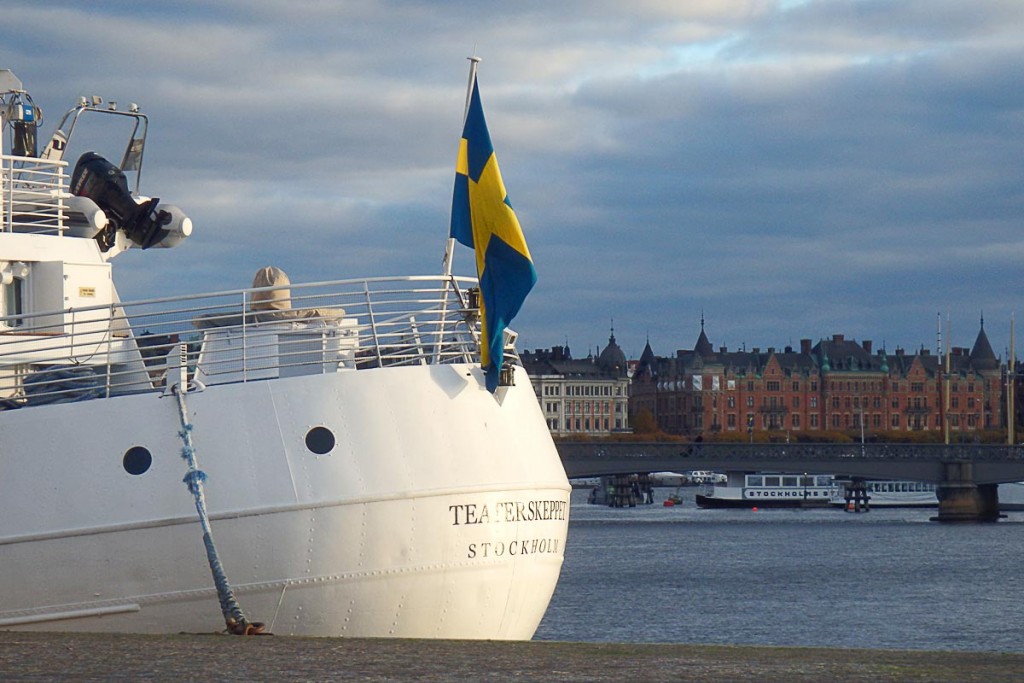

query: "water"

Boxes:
[534, 487, 1024, 652]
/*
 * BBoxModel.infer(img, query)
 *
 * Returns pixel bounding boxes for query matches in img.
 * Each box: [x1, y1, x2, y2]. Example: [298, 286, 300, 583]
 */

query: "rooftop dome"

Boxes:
[598, 327, 627, 377]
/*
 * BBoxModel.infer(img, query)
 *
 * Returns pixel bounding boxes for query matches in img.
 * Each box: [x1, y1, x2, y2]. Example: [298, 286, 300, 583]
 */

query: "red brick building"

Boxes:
[630, 320, 1005, 440]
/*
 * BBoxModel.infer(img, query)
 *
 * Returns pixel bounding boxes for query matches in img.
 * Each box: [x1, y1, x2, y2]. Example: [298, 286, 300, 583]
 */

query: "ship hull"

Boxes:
[0, 364, 570, 639]
[694, 493, 830, 509]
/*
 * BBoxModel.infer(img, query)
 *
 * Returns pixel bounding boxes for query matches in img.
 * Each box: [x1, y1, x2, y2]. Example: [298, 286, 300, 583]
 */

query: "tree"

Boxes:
[631, 408, 659, 435]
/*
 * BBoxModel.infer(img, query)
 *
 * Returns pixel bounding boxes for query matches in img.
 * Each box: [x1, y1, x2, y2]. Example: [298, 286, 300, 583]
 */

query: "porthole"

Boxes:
[123, 446, 152, 475]
[305, 426, 335, 455]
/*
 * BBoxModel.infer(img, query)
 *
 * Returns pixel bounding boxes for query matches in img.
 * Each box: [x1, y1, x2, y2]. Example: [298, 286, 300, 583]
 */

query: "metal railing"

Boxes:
[556, 440, 1024, 484]
[0, 275, 489, 408]
[0, 155, 67, 235]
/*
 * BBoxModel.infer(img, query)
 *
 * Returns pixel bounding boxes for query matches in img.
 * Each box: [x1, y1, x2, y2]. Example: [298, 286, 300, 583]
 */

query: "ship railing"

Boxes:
[0, 274, 499, 408]
[0, 155, 67, 236]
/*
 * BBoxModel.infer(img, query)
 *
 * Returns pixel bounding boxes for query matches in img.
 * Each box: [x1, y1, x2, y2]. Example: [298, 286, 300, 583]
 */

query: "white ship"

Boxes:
[695, 473, 838, 508]
[831, 479, 937, 508]
[0, 69, 569, 639]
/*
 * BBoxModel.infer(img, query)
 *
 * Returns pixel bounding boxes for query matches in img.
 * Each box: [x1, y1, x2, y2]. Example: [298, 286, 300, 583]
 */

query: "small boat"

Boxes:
[663, 491, 683, 507]
[695, 473, 838, 509]
[0, 68, 569, 639]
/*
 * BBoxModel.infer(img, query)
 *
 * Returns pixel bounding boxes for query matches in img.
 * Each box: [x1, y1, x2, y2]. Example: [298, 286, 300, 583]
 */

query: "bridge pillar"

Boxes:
[842, 478, 870, 513]
[934, 461, 1001, 522]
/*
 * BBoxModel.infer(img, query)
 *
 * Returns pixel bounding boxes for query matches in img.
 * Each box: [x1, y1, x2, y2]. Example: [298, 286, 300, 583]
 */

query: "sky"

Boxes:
[2, 1, 1022, 363]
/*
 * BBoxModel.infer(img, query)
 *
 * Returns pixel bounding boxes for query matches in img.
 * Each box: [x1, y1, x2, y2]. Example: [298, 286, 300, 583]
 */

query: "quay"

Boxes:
[1, 632, 1023, 682]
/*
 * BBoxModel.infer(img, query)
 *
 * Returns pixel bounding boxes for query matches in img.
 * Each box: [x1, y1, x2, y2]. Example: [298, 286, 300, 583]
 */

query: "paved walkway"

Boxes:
[1, 631, 1022, 682]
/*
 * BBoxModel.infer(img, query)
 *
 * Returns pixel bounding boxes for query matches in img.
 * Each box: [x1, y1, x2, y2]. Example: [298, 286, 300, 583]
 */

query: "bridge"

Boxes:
[556, 441, 1024, 522]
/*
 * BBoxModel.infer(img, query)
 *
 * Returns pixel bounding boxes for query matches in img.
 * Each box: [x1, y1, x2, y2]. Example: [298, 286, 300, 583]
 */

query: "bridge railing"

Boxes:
[557, 442, 1024, 461]
[556, 441, 1024, 484]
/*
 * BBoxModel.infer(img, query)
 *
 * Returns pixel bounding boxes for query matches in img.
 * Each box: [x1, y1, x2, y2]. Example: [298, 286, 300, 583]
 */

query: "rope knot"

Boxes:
[182, 469, 208, 494]
[226, 618, 269, 636]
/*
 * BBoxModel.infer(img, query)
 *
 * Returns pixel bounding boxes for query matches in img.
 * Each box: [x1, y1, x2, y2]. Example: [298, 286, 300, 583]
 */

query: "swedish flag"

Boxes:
[451, 76, 537, 392]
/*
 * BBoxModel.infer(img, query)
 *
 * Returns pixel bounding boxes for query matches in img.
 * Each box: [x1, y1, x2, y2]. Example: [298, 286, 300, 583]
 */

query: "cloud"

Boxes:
[2, 0, 1021, 362]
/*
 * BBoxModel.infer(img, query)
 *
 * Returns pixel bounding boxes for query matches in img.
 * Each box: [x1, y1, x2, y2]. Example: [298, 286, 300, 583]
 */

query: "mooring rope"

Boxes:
[172, 385, 266, 635]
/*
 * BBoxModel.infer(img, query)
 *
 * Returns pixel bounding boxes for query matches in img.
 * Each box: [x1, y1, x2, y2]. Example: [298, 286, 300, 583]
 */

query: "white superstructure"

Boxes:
[0, 71, 569, 639]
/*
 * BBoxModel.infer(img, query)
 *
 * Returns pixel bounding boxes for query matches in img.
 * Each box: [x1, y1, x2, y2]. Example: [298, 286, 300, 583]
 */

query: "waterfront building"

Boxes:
[521, 330, 631, 437]
[630, 319, 1005, 439]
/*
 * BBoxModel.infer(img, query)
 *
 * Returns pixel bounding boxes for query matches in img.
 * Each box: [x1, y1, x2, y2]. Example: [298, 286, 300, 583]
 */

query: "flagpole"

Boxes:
[436, 56, 483, 365]
[463, 55, 481, 117]
[441, 55, 482, 279]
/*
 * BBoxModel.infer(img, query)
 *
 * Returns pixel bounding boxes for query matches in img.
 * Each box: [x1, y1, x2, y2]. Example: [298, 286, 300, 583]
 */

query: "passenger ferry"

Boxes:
[695, 473, 838, 509]
[831, 479, 937, 508]
[0, 69, 569, 639]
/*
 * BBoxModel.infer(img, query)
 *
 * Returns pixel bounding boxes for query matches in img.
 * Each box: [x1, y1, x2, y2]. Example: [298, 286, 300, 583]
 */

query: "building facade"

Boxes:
[630, 320, 1006, 440]
[521, 331, 631, 437]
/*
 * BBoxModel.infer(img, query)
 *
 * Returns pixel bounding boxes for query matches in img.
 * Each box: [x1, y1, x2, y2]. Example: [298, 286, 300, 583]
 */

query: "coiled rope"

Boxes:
[173, 384, 266, 635]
